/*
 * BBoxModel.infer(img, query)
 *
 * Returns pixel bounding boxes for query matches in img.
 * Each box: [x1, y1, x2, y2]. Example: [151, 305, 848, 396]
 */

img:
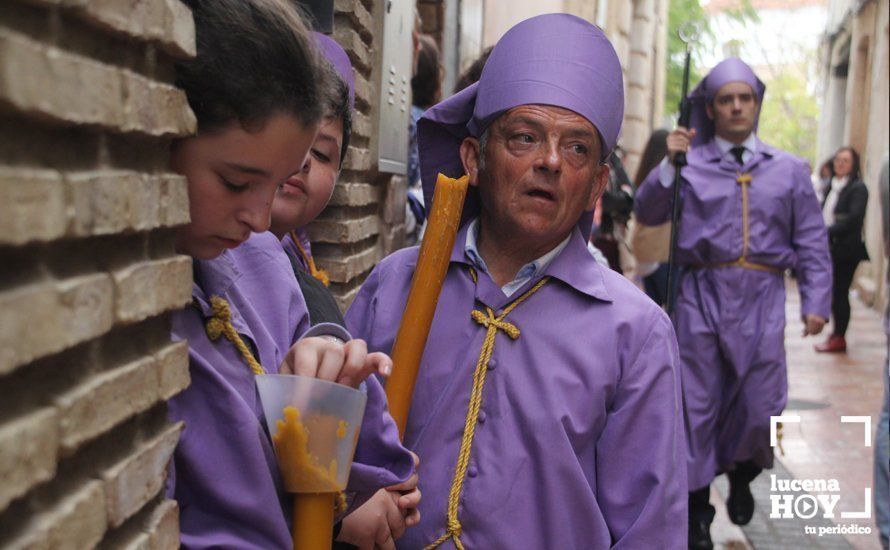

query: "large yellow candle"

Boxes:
[292, 493, 334, 550]
[386, 173, 469, 436]
[272, 407, 341, 550]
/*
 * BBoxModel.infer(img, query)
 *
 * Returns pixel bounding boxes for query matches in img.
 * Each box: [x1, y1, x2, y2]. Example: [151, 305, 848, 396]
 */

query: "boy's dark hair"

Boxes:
[411, 34, 441, 109]
[453, 46, 493, 94]
[317, 59, 352, 169]
[177, 0, 326, 133]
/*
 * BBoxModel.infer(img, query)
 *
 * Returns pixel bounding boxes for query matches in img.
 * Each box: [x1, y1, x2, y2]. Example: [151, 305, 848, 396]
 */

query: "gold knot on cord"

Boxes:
[204, 295, 265, 376]
[470, 308, 520, 339]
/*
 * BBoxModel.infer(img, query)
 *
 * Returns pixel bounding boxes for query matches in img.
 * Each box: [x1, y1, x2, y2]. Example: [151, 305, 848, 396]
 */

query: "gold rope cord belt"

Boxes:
[425, 269, 549, 550]
[694, 172, 781, 275]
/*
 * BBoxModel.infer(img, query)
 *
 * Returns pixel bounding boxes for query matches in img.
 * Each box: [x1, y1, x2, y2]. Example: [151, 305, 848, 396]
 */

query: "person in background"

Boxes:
[635, 57, 831, 549]
[453, 46, 493, 94]
[593, 147, 636, 274]
[630, 129, 672, 306]
[812, 158, 833, 201]
[405, 34, 442, 244]
[166, 2, 416, 546]
[815, 146, 870, 353]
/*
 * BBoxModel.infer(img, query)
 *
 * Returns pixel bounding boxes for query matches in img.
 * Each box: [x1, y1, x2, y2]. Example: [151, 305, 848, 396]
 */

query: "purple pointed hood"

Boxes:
[688, 57, 765, 146]
[313, 32, 355, 110]
[417, 13, 625, 239]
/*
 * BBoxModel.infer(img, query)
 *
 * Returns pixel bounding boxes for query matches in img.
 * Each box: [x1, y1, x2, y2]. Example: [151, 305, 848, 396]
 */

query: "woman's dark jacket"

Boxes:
[822, 178, 869, 262]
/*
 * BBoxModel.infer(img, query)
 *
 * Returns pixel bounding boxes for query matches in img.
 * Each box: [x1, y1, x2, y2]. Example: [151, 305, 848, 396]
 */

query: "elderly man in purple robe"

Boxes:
[346, 13, 687, 549]
[635, 57, 831, 549]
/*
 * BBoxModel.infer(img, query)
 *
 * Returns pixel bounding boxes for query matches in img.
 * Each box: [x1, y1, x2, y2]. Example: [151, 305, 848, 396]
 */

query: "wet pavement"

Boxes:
[707, 278, 887, 550]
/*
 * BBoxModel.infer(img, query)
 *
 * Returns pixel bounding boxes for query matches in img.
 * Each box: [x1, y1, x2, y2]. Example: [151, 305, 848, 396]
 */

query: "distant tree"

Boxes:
[757, 70, 820, 164]
[665, 0, 757, 120]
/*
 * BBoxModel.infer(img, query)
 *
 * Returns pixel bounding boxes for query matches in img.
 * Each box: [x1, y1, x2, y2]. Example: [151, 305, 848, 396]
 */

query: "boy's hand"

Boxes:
[336, 489, 402, 549]
[388, 452, 421, 528]
[336, 452, 422, 548]
[279, 337, 393, 388]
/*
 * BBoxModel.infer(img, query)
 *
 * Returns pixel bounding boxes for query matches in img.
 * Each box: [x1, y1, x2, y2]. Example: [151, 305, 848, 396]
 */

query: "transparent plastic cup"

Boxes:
[256, 374, 367, 493]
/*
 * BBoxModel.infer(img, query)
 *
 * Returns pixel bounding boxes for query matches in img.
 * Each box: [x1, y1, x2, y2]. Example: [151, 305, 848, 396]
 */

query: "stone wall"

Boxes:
[0, 0, 195, 548]
[601, 0, 669, 180]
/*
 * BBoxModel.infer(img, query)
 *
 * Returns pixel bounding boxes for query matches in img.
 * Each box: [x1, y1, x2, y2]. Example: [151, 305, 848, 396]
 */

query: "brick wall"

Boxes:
[313, 0, 408, 310]
[0, 0, 194, 547]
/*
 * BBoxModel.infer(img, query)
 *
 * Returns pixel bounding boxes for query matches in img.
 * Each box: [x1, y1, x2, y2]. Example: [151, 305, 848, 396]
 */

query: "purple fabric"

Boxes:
[417, 13, 624, 239]
[168, 232, 414, 549]
[688, 57, 766, 146]
[314, 32, 355, 109]
[634, 138, 832, 490]
[346, 227, 688, 548]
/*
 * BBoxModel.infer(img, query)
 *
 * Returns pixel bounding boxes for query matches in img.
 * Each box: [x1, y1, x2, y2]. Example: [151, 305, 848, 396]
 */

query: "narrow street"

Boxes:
[709, 277, 887, 549]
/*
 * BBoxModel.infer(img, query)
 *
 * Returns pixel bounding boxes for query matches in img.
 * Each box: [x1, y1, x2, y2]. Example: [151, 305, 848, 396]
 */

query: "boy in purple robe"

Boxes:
[346, 14, 687, 549]
[270, 32, 353, 328]
[634, 57, 831, 549]
[263, 32, 422, 545]
[165, 2, 415, 547]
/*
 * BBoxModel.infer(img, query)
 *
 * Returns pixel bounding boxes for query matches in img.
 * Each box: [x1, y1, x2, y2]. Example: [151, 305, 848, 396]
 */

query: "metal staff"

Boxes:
[665, 23, 700, 315]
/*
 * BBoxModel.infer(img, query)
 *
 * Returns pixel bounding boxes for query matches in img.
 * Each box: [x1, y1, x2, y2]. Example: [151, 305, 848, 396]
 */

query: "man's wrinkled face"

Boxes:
[170, 113, 318, 260]
[460, 105, 609, 247]
[707, 81, 759, 142]
[270, 115, 344, 238]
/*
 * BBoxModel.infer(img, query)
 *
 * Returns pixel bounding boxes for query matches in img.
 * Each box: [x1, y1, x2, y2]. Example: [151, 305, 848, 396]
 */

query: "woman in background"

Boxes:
[816, 146, 869, 353]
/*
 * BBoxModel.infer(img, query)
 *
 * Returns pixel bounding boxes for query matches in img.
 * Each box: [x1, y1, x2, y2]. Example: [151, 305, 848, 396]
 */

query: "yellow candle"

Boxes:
[272, 407, 340, 550]
[386, 173, 469, 436]
[292, 493, 334, 550]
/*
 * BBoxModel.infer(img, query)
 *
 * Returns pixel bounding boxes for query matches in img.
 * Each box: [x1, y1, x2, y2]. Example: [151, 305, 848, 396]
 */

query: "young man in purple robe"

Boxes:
[165, 2, 416, 547]
[634, 57, 832, 549]
[346, 14, 687, 549]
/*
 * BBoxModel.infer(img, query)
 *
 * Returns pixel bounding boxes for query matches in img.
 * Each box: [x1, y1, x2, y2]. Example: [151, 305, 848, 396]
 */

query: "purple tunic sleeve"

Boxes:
[789, 161, 832, 319]
[595, 306, 688, 548]
[634, 164, 677, 226]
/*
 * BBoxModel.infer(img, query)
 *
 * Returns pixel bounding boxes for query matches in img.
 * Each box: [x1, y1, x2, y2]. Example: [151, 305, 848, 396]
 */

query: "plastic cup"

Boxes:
[256, 374, 367, 493]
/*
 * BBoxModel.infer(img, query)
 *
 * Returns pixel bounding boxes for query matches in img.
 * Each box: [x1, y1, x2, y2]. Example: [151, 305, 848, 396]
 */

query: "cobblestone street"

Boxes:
[708, 277, 887, 549]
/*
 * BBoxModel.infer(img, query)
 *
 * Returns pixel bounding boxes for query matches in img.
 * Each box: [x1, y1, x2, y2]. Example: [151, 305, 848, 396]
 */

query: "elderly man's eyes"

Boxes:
[510, 133, 536, 144]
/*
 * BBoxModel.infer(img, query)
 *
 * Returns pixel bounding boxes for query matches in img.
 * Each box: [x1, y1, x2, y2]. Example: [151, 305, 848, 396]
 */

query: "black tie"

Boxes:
[731, 146, 746, 166]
